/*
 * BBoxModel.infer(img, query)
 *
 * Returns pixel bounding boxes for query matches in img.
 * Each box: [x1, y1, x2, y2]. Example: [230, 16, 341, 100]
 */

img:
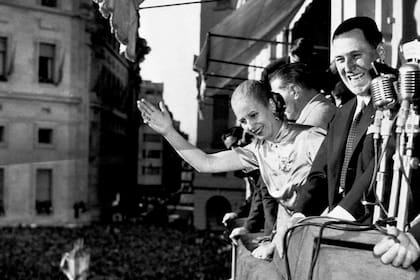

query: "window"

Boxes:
[0, 37, 6, 80]
[180, 182, 193, 193]
[143, 133, 161, 143]
[38, 43, 55, 83]
[0, 168, 4, 215]
[36, 169, 53, 215]
[41, 0, 57, 7]
[147, 150, 161, 159]
[0, 126, 4, 143]
[212, 172, 227, 177]
[38, 128, 53, 144]
[214, 0, 235, 10]
[142, 149, 161, 158]
[142, 166, 161, 175]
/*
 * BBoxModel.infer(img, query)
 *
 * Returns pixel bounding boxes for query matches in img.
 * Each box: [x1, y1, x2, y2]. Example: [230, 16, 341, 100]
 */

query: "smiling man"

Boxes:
[293, 17, 383, 222]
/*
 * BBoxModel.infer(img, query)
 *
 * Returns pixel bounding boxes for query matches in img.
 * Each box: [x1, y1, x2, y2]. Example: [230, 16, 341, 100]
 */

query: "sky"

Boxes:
[139, 0, 200, 143]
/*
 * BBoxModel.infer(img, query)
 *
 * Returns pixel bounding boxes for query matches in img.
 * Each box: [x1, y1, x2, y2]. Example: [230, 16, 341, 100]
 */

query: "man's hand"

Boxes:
[229, 227, 248, 245]
[222, 212, 238, 226]
[373, 227, 420, 268]
[252, 242, 275, 260]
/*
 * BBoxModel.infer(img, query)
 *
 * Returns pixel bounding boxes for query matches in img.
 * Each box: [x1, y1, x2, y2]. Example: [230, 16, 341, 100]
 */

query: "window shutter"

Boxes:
[54, 45, 64, 85]
[5, 37, 15, 80]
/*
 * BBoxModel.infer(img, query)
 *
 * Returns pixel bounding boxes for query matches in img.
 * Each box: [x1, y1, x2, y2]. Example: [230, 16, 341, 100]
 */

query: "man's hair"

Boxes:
[269, 63, 318, 91]
[290, 37, 314, 61]
[333, 16, 383, 48]
[231, 80, 286, 120]
[221, 126, 243, 142]
[260, 37, 314, 87]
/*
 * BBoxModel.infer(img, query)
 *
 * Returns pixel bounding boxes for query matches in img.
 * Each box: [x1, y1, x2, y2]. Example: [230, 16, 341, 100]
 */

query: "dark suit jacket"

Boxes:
[244, 176, 278, 235]
[294, 97, 376, 220]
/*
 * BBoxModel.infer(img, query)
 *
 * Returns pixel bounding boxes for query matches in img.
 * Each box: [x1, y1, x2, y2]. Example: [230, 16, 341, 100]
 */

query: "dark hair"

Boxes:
[290, 37, 314, 61]
[260, 37, 316, 87]
[332, 17, 383, 48]
[221, 126, 243, 142]
[269, 62, 318, 91]
[231, 80, 286, 120]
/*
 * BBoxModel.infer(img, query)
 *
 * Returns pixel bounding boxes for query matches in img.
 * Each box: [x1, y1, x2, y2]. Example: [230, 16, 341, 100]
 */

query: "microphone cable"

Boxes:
[283, 216, 400, 280]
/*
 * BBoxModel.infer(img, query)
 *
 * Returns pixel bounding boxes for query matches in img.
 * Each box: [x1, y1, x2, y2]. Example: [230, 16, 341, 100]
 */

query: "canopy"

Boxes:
[194, 0, 307, 95]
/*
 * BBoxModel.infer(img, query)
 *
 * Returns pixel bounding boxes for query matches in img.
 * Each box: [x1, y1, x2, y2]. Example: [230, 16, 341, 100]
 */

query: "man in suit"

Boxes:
[293, 17, 385, 221]
[269, 63, 336, 131]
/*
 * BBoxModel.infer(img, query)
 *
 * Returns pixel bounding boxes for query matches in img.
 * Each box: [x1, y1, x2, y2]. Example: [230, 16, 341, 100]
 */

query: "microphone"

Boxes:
[370, 73, 398, 139]
[397, 63, 420, 128]
[371, 73, 398, 110]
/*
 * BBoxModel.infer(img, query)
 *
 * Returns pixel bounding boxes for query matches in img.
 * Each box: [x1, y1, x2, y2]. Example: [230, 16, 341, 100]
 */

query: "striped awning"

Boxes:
[194, 0, 308, 95]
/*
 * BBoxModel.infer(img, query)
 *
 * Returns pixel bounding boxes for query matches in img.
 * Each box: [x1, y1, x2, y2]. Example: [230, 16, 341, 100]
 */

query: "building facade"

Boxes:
[137, 81, 184, 208]
[193, 0, 250, 231]
[0, 0, 145, 225]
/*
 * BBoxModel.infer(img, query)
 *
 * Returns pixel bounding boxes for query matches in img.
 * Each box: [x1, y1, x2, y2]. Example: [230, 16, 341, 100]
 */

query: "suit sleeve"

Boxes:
[410, 223, 420, 246]
[243, 182, 264, 233]
[259, 181, 278, 235]
[305, 104, 336, 131]
[293, 137, 329, 216]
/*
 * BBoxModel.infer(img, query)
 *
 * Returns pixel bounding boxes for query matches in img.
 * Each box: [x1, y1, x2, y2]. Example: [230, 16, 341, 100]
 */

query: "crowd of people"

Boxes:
[138, 11, 420, 277]
[0, 224, 231, 279]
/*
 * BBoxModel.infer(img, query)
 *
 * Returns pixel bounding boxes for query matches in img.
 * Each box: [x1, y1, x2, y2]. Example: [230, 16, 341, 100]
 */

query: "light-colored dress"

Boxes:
[234, 122, 325, 205]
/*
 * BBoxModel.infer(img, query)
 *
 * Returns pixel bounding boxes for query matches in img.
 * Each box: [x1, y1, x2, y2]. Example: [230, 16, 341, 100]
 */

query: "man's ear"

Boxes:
[376, 43, 386, 62]
[290, 84, 301, 99]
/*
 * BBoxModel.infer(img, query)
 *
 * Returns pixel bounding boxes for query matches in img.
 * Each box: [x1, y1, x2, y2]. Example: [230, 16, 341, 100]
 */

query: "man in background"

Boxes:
[269, 63, 336, 131]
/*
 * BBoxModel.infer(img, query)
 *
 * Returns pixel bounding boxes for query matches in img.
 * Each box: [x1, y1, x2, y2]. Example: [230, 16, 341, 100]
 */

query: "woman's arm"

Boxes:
[137, 99, 244, 173]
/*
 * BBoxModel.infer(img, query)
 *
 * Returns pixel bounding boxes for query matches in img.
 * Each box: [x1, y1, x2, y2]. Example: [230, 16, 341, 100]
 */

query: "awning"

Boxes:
[194, 0, 307, 96]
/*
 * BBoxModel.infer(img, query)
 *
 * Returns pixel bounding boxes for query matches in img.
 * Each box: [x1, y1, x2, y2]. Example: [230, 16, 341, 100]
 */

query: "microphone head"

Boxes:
[399, 63, 420, 101]
[370, 74, 398, 110]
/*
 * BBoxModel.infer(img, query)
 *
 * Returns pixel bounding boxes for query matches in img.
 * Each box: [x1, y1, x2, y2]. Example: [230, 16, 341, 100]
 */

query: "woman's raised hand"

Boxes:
[137, 99, 173, 136]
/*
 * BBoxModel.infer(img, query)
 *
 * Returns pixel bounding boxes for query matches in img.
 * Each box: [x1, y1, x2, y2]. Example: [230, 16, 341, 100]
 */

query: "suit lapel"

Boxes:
[351, 101, 375, 155]
[331, 98, 356, 158]
[328, 98, 356, 206]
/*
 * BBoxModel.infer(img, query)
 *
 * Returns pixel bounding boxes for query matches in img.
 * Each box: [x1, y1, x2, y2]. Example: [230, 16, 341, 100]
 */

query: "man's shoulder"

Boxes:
[307, 94, 336, 113]
[301, 95, 337, 130]
[290, 123, 326, 138]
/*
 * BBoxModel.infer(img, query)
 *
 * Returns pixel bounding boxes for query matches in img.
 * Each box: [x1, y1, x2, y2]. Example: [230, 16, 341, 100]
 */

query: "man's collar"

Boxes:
[356, 95, 371, 107]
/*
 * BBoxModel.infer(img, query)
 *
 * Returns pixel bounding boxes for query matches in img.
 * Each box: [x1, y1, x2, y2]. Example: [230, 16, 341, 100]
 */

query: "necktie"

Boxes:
[338, 103, 365, 195]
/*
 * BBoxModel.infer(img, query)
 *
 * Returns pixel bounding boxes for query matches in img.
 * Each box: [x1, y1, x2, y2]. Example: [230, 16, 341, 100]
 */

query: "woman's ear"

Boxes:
[269, 98, 277, 112]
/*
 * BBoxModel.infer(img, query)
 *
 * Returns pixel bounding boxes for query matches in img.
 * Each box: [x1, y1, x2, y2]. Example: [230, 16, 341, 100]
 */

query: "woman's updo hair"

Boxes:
[231, 80, 286, 120]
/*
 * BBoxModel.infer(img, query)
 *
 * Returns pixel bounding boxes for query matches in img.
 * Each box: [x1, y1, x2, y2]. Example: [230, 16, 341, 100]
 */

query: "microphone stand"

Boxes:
[388, 98, 410, 229]
[396, 105, 420, 229]
[387, 130, 403, 224]
[373, 109, 393, 222]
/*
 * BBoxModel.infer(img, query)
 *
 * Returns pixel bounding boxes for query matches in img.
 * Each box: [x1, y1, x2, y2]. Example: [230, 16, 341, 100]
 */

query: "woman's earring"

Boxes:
[272, 110, 280, 120]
